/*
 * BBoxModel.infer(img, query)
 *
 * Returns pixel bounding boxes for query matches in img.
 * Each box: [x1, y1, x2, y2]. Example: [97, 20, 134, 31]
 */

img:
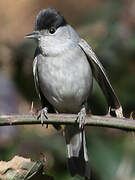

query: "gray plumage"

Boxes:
[26, 8, 123, 180]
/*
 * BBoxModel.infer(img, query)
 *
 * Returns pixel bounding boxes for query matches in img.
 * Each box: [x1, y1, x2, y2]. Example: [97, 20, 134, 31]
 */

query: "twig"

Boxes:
[0, 114, 134, 131]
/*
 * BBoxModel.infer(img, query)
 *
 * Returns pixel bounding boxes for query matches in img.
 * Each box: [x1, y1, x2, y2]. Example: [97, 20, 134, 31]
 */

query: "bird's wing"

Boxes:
[78, 39, 123, 117]
[33, 47, 55, 113]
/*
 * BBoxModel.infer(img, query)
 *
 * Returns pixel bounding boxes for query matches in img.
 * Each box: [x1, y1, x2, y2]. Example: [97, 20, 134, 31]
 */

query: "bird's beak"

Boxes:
[25, 31, 41, 39]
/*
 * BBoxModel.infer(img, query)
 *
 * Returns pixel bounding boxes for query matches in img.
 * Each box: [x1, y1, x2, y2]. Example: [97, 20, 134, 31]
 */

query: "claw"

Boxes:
[76, 106, 86, 128]
[130, 112, 134, 120]
[37, 107, 48, 127]
[8, 119, 14, 125]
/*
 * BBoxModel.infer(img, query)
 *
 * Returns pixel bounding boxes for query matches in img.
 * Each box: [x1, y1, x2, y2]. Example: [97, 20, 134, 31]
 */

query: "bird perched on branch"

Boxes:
[25, 8, 123, 180]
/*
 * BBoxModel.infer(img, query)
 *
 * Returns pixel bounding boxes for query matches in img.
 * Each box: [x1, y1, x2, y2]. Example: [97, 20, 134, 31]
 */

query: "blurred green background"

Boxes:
[0, 0, 135, 180]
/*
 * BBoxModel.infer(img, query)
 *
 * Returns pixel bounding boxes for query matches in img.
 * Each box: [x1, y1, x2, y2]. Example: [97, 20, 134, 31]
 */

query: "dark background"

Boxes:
[0, 0, 135, 179]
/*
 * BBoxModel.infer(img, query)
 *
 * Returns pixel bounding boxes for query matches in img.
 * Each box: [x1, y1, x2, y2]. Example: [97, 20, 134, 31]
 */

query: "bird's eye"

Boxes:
[49, 27, 56, 34]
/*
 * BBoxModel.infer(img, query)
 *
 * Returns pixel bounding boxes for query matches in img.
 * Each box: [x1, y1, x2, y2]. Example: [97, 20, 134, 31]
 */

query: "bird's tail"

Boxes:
[65, 125, 90, 179]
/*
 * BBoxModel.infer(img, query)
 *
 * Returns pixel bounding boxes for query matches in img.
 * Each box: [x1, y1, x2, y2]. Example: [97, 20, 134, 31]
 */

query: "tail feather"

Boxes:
[65, 125, 91, 179]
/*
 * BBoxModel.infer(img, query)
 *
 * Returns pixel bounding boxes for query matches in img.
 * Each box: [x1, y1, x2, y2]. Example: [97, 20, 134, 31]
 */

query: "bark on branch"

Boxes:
[0, 114, 134, 131]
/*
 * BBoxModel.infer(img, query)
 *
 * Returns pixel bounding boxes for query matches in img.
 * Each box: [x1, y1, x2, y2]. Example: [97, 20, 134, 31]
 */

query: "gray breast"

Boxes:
[37, 45, 93, 113]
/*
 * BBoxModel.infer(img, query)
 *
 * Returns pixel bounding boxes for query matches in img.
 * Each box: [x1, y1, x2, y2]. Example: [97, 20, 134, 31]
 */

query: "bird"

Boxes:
[25, 8, 123, 180]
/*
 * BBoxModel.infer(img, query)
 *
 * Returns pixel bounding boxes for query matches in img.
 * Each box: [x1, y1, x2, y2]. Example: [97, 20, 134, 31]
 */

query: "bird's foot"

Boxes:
[107, 106, 123, 118]
[115, 106, 123, 118]
[76, 106, 86, 128]
[37, 107, 48, 127]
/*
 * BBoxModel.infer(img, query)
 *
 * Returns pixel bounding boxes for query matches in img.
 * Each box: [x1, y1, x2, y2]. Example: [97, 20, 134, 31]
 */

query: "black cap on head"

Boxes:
[35, 8, 67, 31]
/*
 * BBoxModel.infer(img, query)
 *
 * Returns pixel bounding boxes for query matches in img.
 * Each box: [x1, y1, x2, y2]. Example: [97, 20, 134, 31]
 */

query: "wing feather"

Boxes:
[79, 39, 123, 117]
[33, 48, 55, 113]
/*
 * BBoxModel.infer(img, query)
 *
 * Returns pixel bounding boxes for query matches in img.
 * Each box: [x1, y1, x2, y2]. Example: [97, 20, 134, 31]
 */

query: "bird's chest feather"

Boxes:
[37, 47, 92, 112]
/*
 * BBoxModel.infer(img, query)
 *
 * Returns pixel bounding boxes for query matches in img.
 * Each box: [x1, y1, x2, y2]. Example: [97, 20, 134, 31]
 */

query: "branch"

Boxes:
[0, 114, 134, 131]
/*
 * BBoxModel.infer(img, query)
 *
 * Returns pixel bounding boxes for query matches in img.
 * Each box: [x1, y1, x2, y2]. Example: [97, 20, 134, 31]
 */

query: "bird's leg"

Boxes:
[29, 101, 36, 115]
[37, 107, 48, 126]
[105, 107, 111, 117]
[76, 104, 86, 128]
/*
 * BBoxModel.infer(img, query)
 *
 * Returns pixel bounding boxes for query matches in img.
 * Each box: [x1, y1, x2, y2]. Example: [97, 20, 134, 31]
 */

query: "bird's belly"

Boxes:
[37, 49, 93, 113]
